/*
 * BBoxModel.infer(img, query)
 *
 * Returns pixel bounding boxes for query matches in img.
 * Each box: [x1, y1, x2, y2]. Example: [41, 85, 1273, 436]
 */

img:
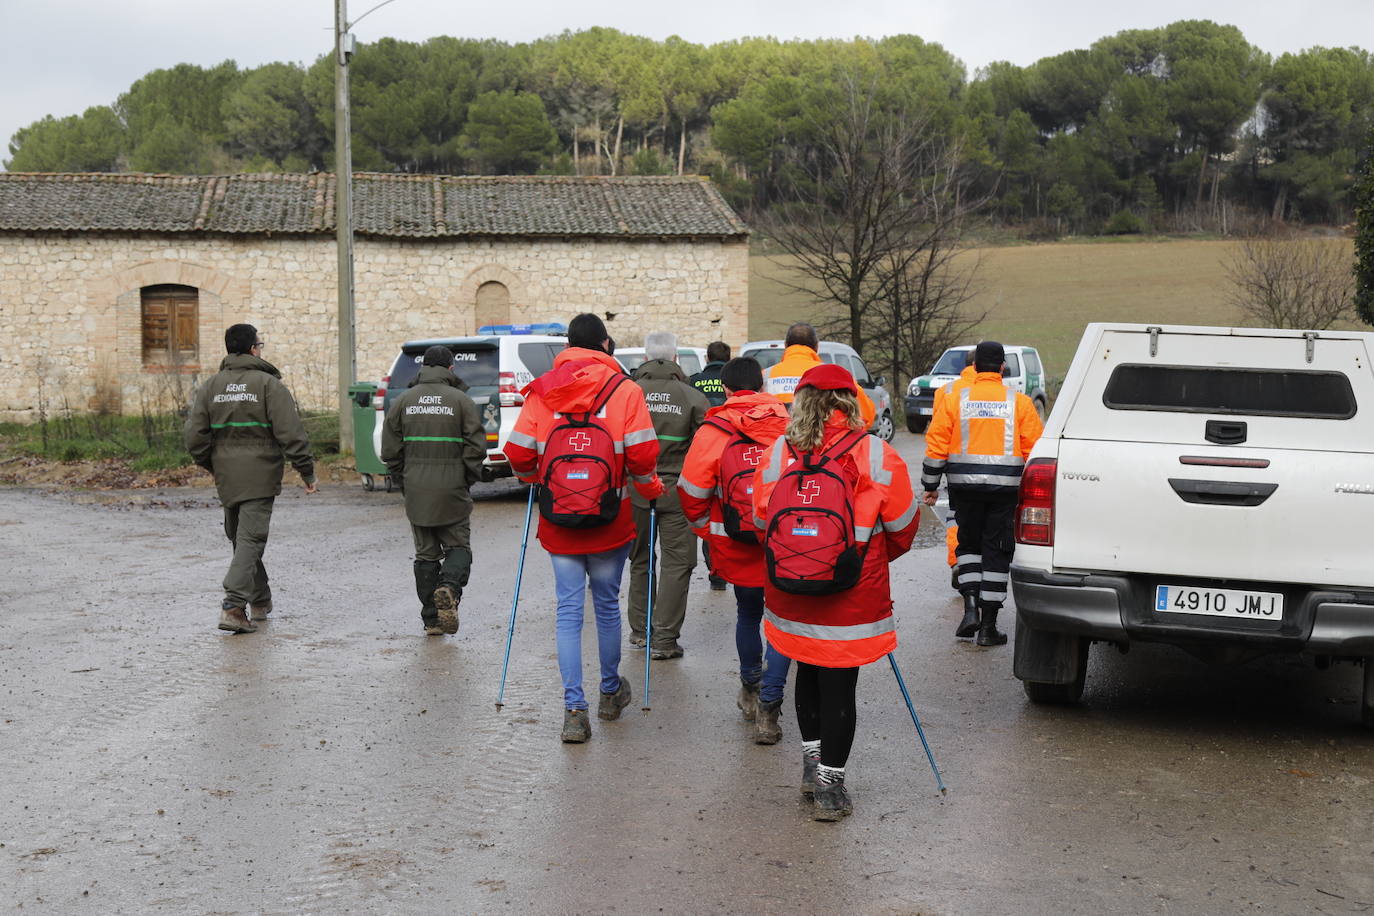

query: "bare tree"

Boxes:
[1225, 236, 1355, 330]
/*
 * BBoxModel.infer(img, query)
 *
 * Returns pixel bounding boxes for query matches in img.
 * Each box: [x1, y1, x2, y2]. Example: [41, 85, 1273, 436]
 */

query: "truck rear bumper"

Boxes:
[1010, 565, 1374, 656]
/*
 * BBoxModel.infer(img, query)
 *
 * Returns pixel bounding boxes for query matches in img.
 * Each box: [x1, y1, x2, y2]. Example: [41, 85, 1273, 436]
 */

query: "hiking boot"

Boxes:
[423, 623, 444, 636]
[597, 675, 632, 721]
[800, 753, 820, 799]
[249, 599, 273, 621]
[813, 777, 854, 821]
[754, 698, 783, 745]
[560, 709, 591, 743]
[218, 603, 257, 634]
[955, 593, 980, 638]
[709, 574, 728, 591]
[976, 606, 1008, 647]
[650, 642, 684, 660]
[628, 633, 647, 649]
[433, 586, 460, 635]
[737, 681, 760, 721]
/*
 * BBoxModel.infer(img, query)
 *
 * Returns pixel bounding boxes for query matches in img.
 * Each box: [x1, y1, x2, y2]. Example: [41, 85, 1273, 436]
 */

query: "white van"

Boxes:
[904, 344, 1049, 433]
[372, 325, 566, 482]
[614, 346, 708, 377]
[1010, 323, 1374, 725]
[739, 339, 895, 441]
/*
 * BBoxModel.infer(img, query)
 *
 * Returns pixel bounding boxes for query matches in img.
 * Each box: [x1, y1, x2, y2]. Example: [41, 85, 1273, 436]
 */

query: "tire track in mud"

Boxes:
[269, 674, 554, 913]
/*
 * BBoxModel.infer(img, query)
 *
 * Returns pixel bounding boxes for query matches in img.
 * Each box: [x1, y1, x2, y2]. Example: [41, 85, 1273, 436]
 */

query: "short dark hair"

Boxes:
[720, 357, 763, 393]
[225, 323, 258, 355]
[706, 341, 731, 363]
[568, 313, 610, 351]
[783, 322, 819, 350]
[422, 345, 454, 367]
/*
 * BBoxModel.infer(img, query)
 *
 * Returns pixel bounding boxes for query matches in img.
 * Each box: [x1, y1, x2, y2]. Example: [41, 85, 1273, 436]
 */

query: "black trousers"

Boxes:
[794, 662, 860, 768]
[952, 490, 1018, 609]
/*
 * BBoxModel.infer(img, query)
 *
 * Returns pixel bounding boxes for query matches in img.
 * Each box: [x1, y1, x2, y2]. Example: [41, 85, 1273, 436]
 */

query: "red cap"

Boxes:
[796, 363, 859, 395]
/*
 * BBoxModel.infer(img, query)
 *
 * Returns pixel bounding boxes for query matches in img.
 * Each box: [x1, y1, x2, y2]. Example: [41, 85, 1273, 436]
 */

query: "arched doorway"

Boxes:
[475, 281, 510, 330]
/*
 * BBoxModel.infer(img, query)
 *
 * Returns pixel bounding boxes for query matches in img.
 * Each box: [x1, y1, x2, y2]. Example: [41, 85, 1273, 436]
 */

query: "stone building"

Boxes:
[0, 172, 750, 421]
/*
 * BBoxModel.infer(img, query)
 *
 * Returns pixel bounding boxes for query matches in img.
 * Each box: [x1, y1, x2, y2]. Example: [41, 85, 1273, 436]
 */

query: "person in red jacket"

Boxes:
[678, 357, 792, 744]
[752, 363, 919, 821]
[505, 314, 664, 744]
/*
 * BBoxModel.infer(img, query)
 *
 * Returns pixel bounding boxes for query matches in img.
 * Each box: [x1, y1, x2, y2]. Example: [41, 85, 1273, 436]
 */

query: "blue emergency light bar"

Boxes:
[478, 323, 567, 336]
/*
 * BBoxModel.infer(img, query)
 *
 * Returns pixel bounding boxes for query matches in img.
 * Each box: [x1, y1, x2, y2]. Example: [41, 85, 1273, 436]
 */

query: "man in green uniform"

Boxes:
[628, 331, 709, 658]
[185, 324, 317, 634]
[381, 346, 486, 636]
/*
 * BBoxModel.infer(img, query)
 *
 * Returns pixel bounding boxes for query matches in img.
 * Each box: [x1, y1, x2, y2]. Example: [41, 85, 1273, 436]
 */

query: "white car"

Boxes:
[372, 324, 567, 482]
[1010, 322, 1374, 725]
[613, 346, 708, 376]
[739, 339, 896, 441]
[904, 344, 1049, 433]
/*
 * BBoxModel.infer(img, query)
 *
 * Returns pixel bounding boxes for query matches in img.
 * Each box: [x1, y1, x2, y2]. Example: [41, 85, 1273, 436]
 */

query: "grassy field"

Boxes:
[749, 237, 1356, 383]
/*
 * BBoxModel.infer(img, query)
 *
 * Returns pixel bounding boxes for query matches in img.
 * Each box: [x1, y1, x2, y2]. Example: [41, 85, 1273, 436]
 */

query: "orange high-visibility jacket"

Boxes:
[677, 391, 790, 588]
[763, 345, 877, 426]
[506, 347, 664, 555]
[751, 416, 918, 668]
[932, 365, 977, 414]
[922, 371, 1043, 497]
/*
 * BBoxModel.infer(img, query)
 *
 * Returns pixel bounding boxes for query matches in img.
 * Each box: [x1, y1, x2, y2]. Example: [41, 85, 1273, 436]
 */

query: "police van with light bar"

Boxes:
[1010, 322, 1374, 726]
[372, 324, 567, 482]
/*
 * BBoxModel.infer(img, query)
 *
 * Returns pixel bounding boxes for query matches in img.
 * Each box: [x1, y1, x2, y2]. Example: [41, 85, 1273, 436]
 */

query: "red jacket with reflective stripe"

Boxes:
[677, 391, 789, 588]
[506, 348, 664, 555]
[751, 416, 919, 667]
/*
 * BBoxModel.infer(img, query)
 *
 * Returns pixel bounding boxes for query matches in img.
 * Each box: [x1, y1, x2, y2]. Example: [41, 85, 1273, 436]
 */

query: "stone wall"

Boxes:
[0, 232, 750, 421]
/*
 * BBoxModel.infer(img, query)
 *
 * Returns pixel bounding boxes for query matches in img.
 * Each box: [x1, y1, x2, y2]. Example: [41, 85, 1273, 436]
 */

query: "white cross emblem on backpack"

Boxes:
[799, 479, 821, 504]
[742, 444, 764, 466]
[568, 431, 592, 451]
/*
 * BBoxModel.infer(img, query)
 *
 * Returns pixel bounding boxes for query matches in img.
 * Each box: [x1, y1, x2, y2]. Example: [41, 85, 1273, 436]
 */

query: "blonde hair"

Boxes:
[786, 386, 864, 451]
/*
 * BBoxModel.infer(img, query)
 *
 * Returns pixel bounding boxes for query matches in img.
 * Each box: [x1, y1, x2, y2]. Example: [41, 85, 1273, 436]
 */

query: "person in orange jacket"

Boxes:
[751, 363, 919, 821]
[922, 340, 1043, 646]
[505, 314, 665, 744]
[678, 357, 793, 744]
[763, 322, 876, 427]
[932, 349, 976, 593]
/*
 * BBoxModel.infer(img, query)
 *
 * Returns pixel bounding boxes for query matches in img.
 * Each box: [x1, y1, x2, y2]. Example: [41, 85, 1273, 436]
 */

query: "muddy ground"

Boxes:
[2, 433, 1372, 914]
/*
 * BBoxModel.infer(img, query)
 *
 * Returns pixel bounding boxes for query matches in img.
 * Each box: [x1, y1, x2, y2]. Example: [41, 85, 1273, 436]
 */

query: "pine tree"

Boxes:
[1356, 127, 1374, 326]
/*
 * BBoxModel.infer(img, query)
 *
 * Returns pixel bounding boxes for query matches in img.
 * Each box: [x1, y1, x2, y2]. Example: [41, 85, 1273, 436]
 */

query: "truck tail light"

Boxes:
[498, 371, 524, 407]
[374, 376, 388, 410]
[1016, 458, 1056, 546]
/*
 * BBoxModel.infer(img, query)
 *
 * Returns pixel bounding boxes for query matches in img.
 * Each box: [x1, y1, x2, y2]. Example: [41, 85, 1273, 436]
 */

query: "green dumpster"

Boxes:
[348, 382, 391, 491]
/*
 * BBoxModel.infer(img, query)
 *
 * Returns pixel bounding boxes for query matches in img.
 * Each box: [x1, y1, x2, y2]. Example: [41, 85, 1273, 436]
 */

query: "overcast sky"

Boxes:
[4, 0, 1372, 166]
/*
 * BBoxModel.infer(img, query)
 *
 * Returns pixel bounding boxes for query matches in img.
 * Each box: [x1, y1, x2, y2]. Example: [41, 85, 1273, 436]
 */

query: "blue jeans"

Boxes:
[551, 545, 631, 710]
[734, 585, 791, 704]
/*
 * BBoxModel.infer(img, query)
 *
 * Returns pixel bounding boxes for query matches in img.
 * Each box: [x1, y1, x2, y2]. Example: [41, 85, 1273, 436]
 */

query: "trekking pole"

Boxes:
[887, 653, 947, 795]
[641, 500, 658, 712]
[496, 484, 536, 710]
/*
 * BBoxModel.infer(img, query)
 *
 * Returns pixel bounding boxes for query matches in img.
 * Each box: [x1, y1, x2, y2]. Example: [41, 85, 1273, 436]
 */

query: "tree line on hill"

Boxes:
[6, 21, 1372, 234]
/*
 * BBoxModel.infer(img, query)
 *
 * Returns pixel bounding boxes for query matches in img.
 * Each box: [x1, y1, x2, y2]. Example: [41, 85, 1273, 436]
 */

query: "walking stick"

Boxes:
[887, 653, 947, 795]
[495, 484, 536, 709]
[641, 501, 657, 712]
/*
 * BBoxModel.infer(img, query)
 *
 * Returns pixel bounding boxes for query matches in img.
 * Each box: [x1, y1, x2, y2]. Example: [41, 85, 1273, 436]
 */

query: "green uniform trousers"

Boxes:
[628, 481, 697, 648]
[411, 518, 473, 594]
[222, 496, 274, 608]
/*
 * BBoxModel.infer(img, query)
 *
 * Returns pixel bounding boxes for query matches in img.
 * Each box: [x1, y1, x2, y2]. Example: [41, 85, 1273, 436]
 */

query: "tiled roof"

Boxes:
[0, 173, 749, 239]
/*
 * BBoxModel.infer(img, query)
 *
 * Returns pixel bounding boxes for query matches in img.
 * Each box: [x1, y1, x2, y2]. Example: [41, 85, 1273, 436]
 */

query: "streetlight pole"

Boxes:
[334, 0, 356, 452]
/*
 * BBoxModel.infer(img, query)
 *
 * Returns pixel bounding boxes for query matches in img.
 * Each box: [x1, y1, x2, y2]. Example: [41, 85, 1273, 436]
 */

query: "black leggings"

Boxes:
[794, 662, 860, 768]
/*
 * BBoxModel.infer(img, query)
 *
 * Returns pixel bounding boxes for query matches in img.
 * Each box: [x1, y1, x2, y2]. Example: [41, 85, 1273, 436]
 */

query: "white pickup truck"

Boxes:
[1010, 323, 1374, 726]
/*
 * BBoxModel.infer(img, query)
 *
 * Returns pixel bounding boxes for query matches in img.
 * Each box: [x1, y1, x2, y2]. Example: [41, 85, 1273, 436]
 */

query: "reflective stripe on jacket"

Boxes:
[677, 391, 788, 588]
[922, 372, 1043, 497]
[751, 416, 918, 667]
[505, 347, 663, 555]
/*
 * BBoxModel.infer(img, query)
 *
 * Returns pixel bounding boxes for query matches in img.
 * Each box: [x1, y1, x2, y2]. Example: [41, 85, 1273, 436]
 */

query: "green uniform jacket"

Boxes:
[631, 359, 709, 509]
[380, 365, 486, 527]
[184, 354, 316, 507]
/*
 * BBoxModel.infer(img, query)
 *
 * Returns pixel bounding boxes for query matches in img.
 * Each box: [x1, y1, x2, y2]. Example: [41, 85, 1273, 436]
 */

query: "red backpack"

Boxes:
[705, 418, 773, 545]
[538, 376, 629, 528]
[763, 431, 868, 595]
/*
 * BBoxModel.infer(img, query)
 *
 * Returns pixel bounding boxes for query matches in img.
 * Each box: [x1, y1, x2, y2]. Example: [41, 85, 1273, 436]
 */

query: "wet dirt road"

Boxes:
[2, 433, 1373, 915]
